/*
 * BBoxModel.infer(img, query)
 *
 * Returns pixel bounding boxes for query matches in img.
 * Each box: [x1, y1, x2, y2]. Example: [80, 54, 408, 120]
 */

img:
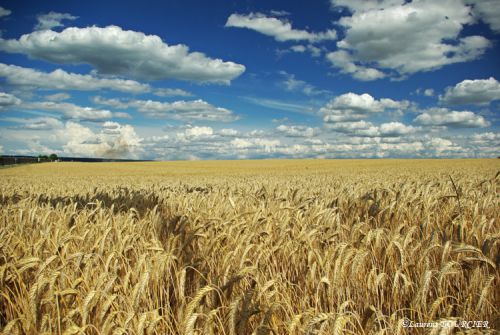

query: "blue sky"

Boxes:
[0, 0, 499, 159]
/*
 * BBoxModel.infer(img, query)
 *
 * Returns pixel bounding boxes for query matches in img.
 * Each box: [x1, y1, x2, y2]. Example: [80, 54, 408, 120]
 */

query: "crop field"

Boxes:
[0, 159, 499, 334]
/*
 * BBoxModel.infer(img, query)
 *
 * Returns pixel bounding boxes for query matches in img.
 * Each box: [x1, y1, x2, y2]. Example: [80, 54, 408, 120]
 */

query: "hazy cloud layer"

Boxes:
[22, 101, 127, 121]
[93, 97, 238, 122]
[0, 63, 151, 93]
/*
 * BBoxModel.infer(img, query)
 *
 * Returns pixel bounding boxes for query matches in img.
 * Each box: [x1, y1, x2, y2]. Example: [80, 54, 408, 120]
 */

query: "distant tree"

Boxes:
[49, 153, 58, 161]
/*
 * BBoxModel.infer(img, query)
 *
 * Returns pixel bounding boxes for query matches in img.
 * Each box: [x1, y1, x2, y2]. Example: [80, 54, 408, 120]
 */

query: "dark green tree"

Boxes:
[49, 153, 58, 161]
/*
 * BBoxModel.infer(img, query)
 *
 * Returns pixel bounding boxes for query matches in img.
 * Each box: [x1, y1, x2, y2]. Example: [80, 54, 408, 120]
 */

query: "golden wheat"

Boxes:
[0, 159, 498, 334]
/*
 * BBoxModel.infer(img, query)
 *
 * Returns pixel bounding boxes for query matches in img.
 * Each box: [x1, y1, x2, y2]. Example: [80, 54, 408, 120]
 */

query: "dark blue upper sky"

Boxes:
[0, 0, 499, 159]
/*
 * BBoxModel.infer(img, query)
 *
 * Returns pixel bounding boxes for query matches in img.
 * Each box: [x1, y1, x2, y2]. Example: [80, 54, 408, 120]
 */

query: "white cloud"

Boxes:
[183, 126, 214, 138]
[428, 137, 464, 156]
[470, 132, 499, 144]
[0, 25, 245, 83]
[23, 101, 115, 121]
[133, 99, 237, 122]
[379, 122, 416, 136]
[331, 0, 405, 12]
[466, 0, 500, 33]
[379, 141, 425, 154]
[112, 112, 133, 119]
[321, 92, 409, 122]
[276, 124, 316, 137]
[326, 50, 386, 81]
[0, 63, 150, 93]
[244, 96, 313, 114]
[414, 107, 490, 128]
[326, 120, 380, 137]
[290, 45, 306, 52]
[320, 93, 417, 138]
[0, 92, 21, 109]
[219, 128, 239, 136]
[45, 92, 71, 101]
[154, 88, 193, 97]
[424, 89, 434, 97]
[35, 11, 78, 31]
[225, 13, 336, 42]
[329, 0, 491, 79]
[440, 77, 500, 105]
[0, 6, 11, 18]
[280, 71, 328, 96]
[289, 44, 323, 57]
[60, 121, 142, 159]
[6, 116, 64, 130]
[92, 96, 130, 109]
[230, 137, 280, 152]
[94, 96, 238, 122]
[269, 10, 290, 17]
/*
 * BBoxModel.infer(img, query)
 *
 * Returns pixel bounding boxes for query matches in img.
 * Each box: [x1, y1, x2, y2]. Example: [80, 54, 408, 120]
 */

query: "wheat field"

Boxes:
[0, 159, 498, 334]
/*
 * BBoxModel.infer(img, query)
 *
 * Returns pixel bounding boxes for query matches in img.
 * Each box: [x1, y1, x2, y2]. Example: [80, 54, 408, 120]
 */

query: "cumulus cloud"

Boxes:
[470, 132, 499, 144]
[91, 96, 129, 109]
[466, 0, 500, 33]
[414, 107, 490, 128]
[320, 93, 417, 138]
[290, 45, 306, 52]
[225, 12, 336, 42]
[440, 77, 500, 105]
[0, 6, 11, 17]
[35, 11, 78, 31]
[424, 89, 434, 97]
[321, 92, 409, 122]
[331, 0, 406, 12]
[276, 124, 316, 137]
[326, 50, 386, 81]
[0, 25, 245, 83]
[427, 137, 464, 156]
[0, 92, 21, 109]
[379, 122, 417, 137]
[0, 63, 150, 93]
[288, 44, 323, 57]
[183, 126, 214, 139]
[61, 121, 142, 159]
[328, 0, 491, 80]
[130, 122, 498, 159]
[326, 120, 380, 137]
